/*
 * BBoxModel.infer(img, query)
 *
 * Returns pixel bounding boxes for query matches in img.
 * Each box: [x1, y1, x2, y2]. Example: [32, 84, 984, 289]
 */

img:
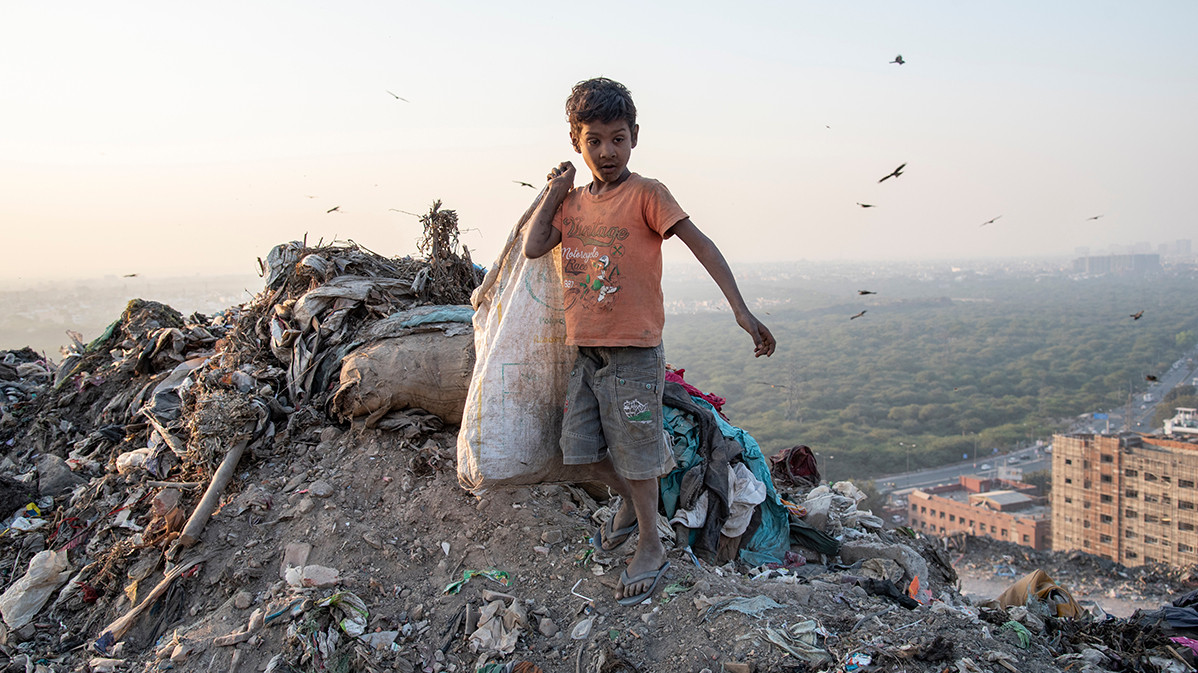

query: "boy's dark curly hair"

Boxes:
[565, 77, 637, 152]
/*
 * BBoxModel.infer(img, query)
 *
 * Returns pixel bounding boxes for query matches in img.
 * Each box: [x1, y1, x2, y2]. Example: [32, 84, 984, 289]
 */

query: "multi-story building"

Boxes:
[1165, 408, 1198, 437]
[907, 476, 1051, 550]
[1052, 427, 1198, 566]
[1070, 253, 1161, 275]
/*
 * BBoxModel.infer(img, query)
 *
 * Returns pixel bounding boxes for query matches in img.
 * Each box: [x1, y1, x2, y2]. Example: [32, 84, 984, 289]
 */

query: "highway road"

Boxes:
[877, 445, 1049, 494]
[1070, 349, 1198, 435]
[875, 344, 1198, 496]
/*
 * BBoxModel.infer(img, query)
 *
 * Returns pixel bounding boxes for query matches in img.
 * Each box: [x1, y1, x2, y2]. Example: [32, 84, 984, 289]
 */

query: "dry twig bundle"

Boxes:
[416, 200, 483, 306]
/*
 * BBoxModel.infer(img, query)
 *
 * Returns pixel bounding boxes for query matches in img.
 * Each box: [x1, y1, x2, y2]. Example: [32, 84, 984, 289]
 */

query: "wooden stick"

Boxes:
[94, 555, 207, 650]
[996, 659, 1019, 673]
[145, 481, 205, 490]
[1166, 645, 1196, 672]
[178, 438, 250, 547]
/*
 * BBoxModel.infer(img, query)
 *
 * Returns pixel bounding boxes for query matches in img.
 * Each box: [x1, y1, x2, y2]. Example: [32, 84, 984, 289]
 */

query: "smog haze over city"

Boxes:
[2, 1, 1196, 285]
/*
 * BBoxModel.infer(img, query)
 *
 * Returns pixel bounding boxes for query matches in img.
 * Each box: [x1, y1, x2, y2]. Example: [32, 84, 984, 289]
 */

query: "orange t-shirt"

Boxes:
[551, 173, 687, 347]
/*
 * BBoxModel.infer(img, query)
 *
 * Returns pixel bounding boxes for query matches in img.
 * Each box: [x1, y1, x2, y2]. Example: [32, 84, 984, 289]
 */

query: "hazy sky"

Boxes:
[3, 1, 1196, 282]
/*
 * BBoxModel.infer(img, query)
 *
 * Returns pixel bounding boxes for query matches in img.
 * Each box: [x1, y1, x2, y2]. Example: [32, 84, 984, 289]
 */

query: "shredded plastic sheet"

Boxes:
[1001, 620, 1032, 648]
[315, 591, 369, 638]
[444, 568, 512, 595]
[761, 619, 833, 666]
[700, 594, 784, 619]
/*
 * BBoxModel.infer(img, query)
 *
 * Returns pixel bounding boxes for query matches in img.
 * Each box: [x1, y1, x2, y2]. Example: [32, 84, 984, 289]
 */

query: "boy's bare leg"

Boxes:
[618, 477, 667, 600]
[576, 459, 636, 544]
[579, 459, 667, 601]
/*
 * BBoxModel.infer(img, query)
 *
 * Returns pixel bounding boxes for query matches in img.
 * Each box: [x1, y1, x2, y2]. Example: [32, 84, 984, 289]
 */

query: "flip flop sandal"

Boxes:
[616, 560, 671, 606]
[593, 510, 639, 557]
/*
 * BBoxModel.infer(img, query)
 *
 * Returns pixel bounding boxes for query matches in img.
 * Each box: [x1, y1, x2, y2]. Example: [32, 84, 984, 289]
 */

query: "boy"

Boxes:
[524, 78, 774, 605]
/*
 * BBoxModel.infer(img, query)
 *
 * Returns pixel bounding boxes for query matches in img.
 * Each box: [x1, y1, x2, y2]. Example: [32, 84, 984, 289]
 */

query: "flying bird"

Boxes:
[891, 55, 905, 65]
[857, 202, 875, 208]
[385, 90, 410, 102]
[858, 290, 877, 295]
[513, 180, 535, 188]
[123, 273, 138, 278]
[1146, 374, 1159, 382]
[980, 215, 1002, 227]
[1087, 214, 1104, 220]
[1130, 310, 1144, 320]
[878, 163, 906, 183]
[326, 206, 341, 213]
[850, 310, 867, 320]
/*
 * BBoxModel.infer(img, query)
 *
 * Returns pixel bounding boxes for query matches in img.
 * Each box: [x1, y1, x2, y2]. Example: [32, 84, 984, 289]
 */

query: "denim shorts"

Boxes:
[560, 344, 675, 481]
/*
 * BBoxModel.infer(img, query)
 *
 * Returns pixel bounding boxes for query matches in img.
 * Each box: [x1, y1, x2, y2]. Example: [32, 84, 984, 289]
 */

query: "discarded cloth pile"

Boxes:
[657, 372, 881, 569]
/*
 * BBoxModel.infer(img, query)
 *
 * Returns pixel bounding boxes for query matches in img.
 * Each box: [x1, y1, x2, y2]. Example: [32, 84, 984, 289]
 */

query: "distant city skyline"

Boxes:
[2, 1, 1196, 281]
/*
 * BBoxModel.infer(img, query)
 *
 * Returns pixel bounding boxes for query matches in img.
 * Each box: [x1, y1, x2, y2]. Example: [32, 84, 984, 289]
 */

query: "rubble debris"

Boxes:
[1, 209, 1195, 672]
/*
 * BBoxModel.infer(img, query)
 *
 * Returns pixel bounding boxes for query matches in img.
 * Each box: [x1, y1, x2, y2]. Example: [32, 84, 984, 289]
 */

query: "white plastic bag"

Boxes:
[457, 191, 577, 490]
[0, 549, 71, 629]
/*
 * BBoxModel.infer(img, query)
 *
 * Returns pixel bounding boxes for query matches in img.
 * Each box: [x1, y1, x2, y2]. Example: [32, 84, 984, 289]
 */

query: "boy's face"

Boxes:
[574, 119, 638, 185]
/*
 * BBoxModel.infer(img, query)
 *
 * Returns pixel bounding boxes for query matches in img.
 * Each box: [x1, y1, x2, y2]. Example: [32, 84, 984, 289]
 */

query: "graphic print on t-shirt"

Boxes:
[560, 215, 629, 313]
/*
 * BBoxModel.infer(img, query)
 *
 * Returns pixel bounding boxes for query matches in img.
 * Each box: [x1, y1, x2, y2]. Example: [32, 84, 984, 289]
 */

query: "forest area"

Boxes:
[661, 263, 1198, 482]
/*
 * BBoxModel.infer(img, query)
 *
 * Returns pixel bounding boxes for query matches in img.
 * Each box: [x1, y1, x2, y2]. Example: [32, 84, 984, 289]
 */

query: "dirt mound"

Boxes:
[0, 227, 1192, 672]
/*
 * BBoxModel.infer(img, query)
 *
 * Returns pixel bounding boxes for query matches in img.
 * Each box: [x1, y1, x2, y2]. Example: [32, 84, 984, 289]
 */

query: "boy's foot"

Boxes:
[594, 497, 638, 554]
[616, 560, 670, 606]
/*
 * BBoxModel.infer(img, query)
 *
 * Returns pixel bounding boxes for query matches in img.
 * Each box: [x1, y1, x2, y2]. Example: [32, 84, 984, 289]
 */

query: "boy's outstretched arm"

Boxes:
[670, 218, 776, 357]
[523, 162, 576, 259]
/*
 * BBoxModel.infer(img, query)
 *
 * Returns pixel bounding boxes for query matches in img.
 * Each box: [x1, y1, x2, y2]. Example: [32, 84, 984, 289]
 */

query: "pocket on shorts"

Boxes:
[609, 370, 663, 446]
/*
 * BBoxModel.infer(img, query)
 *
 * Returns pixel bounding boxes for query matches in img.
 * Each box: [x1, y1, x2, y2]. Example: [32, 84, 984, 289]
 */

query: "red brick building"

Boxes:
[907, 476, 1051, 550]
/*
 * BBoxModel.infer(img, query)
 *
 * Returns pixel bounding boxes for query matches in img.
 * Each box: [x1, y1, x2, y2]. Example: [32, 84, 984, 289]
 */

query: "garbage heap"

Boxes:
[0, 223, 1196, 672]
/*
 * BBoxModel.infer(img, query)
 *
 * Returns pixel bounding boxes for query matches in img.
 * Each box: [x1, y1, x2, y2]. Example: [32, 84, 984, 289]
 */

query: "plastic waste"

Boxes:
[0, 549, 72, 629]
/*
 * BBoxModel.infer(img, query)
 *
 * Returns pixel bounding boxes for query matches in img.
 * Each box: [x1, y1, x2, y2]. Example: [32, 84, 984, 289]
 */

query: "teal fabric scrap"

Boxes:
[397, 304, 475, 327]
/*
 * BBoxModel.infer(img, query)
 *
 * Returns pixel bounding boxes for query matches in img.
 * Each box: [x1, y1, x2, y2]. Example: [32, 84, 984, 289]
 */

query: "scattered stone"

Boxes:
[151, 488, 182, 516]
[279, 542, 312, 579]
[284, 564, 340, 589]
[233, 591, 252, 610]
[308, 479, 334, 498]
[538, 617, 558, 637]
[540, 528, 563, 545]
[170, 642, 196, 664]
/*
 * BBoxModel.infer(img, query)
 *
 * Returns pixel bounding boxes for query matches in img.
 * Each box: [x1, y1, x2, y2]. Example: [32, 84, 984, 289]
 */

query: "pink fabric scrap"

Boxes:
[665, 368, 726, 411]
[1171, 637, 1198, 655]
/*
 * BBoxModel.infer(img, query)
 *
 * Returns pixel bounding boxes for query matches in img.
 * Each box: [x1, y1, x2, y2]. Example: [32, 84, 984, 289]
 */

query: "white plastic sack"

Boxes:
[457, 191, 577, 490]
[0, 549, 71, 629]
